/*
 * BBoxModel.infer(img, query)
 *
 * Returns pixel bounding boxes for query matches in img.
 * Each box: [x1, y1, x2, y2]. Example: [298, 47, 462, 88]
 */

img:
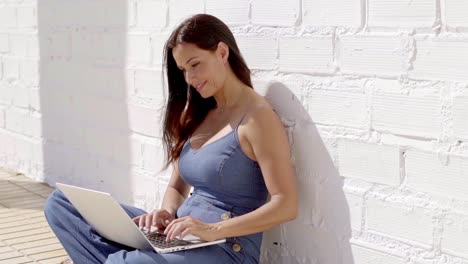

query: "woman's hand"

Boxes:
[163, 215, 220, 242]
[132, 209, 175, 232]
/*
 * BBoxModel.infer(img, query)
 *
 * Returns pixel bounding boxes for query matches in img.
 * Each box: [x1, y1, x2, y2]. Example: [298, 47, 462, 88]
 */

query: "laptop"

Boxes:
[55, 183, 226, 253]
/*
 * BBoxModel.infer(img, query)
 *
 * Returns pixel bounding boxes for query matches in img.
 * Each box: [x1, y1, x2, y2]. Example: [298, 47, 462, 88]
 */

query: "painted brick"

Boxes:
[368, 0, 436, 28]
[141, 140, 165, 171]
[453, 96, 468, 140]
[29, 88, 40, 111]
[135, 1, 167, 28]
[0, 34, 9, 53]
[338, 139, 400, 186]
[128, 104, 161, 137]
[135, 69, 164, 100]
[206, 0, 249, 25]
[235, 36, 276, 70]
[304, 90, 367, 128]
[77, 96, 129, 134]
[126, 1, 137, 27]
[12, 85, 29, 108]
[93, 33, 125, 66]
[168, 0, 204, 27]
[410, 39, 468, 82]
[406, 150, 468, 202]
[46, 33, 71, 60]
[303, 0, 362, 27]
[152, 34, 168, 68]
[339, 36, 406, 77]
[372, 93, 441, 138]
[130, 135, 144, 167]
[0, 106, 5, 128]
[0, 81, 13, 105]
[70, 32, 93, 63]
[104, 0, 131, 27]
[9, 35, 26, 57]
[2, 57, 20, 81]
[41, 2, 105, 27]
[251, 0, 300, 27]
[367, 198, 434, 245]
[344, 192, 363, 231]
[443, 0, 468, 28]
[351, 244, 406, 264]
[5, 107, 41, 138]
[19, 58, 39, 86]
[127, 34, 151, 65]
[279, 37, 334, 74]
[0, 7, 16, 28]
[17, 6, 36, 28]
[81, 125, 119, 159]
[443, 214, 468, 259]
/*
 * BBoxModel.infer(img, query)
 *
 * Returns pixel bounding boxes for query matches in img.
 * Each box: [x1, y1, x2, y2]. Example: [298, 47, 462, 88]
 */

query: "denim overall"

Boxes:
[44, 113, 269, 263]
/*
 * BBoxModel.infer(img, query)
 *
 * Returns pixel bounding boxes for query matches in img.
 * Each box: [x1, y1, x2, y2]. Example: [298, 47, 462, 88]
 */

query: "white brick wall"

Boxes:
[453, 96, 468, 140]
[345, 192, 364, 231]
[410, 39, 468, 82]
[351, 244, 406, 264]
[135, 1, 167, 28]
[442, 0, 468, 28]
[303, 0, 362, 27]
[304, 90, 368, 128]
[372, 93, 442, 138]
[168, 0, 203, 28]
[443, 214, 468, 259]
[206, 0, 249, 26]
[338, 139, 400, 186]
[367, 198, 434, 246]
[235, 36, 277, 70]
[406, 150, 468, 202]
[2, 0, 468, 263]
[251, 0, 300, 27]
[368, 0, 436, 29]
[279, 36, 334, 74]
[339, 36, 407, 77]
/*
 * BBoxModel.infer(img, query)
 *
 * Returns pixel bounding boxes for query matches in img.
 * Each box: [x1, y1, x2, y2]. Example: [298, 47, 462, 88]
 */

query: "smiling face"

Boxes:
[172, 42, 228, 98]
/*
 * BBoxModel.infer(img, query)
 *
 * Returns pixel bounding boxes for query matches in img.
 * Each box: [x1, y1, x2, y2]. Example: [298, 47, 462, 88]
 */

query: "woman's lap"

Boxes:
[105, 244, 233, 264]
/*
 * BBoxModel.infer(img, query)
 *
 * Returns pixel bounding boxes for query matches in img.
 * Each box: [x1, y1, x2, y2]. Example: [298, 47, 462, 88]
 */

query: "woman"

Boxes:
[45, 14, 297, 264]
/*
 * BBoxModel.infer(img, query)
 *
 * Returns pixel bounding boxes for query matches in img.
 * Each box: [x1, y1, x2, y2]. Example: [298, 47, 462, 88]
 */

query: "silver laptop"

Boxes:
[55, 183, 226, 253]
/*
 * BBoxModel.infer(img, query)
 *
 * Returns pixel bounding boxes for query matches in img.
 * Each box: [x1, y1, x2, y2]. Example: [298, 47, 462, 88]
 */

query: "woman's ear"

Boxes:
[217, 41, 229, 64]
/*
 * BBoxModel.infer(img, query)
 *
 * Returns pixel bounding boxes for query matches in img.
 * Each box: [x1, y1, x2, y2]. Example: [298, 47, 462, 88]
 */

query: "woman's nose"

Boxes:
[185, 71, 194, 85]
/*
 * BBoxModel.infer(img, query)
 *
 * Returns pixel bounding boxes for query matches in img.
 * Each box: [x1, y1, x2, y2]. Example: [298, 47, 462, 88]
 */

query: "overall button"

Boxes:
[232, 243, 242, 252]
[220, 212, 231, 221]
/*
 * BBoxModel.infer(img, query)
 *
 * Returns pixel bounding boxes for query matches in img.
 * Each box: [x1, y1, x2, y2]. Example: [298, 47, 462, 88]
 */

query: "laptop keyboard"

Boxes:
[145, 232, 191, 249]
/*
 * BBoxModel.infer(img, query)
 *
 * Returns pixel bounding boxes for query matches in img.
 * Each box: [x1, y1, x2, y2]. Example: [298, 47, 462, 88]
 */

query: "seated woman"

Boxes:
[44, 13, 298, 264]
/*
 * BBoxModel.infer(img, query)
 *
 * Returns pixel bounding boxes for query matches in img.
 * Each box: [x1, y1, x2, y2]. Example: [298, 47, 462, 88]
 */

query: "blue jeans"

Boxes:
[44, 189, 236, 264]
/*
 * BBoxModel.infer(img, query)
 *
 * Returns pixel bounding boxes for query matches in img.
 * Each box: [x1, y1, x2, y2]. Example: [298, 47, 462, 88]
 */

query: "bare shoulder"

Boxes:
[237, 93, 286, 161]
[245, 94, 280, 130]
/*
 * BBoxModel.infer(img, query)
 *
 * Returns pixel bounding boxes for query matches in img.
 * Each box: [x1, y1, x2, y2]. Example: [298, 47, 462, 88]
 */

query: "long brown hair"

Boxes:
[161, 14, 252, 170]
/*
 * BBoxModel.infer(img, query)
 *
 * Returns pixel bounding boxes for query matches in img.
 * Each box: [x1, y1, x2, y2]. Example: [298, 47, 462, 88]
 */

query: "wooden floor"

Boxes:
[0, 168, 69, 264]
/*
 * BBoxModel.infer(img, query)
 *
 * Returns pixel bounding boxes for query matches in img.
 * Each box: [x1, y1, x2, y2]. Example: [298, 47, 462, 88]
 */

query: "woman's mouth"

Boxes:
[195, 81, 206, 91]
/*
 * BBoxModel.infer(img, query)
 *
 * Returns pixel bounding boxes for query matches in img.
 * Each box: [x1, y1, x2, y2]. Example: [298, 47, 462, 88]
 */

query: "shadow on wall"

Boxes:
[38, 1, 134, 204]
[260, 82, 354, 264]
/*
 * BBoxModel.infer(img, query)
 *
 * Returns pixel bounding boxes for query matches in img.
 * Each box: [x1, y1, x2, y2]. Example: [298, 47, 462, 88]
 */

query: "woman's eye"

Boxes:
[192, 62, 199, 68]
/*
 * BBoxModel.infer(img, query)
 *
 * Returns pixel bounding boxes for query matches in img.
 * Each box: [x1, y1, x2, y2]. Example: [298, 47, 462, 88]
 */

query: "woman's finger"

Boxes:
[152, 211, 159, 226]
[138, 214, 146, 230]
[145, 213, 153, 231]
[164, 217, 185, 235]
[132, 215, 140, 223]
[180, 227, 193, 240]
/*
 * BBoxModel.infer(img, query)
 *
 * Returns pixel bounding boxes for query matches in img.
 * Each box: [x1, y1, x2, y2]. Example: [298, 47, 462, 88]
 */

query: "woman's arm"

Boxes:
[161, 159, 192, 216]
[212, 104, 298, 238]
